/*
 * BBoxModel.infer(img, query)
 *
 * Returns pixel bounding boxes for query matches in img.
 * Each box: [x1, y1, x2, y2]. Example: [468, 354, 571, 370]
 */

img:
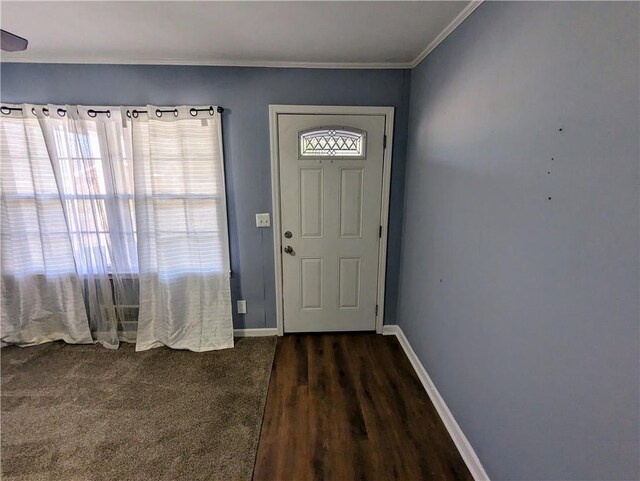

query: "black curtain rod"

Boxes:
[126, 106, 223, 118]
[1, 105, 224, 117]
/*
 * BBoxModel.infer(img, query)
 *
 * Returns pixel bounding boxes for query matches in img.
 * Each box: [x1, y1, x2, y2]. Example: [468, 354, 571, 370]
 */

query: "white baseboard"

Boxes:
[382, 325, 489, 481]
[233, 328, 278, 337]
[382, 325, 402, 336]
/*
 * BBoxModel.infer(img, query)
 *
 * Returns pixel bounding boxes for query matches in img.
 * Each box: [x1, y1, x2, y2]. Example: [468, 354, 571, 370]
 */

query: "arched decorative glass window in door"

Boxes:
[298, 126, 367, 159]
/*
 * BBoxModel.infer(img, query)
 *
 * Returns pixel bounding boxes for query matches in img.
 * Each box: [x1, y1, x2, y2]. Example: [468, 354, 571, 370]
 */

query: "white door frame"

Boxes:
[269, 105, 395, 335]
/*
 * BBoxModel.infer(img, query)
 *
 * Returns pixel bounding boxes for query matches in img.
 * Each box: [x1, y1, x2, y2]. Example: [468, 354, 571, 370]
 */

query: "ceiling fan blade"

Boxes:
[1, 29, 28, 52]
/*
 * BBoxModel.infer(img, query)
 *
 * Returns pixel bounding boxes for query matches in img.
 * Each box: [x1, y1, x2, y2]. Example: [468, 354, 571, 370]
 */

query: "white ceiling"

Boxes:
[0, 1, 481, 68]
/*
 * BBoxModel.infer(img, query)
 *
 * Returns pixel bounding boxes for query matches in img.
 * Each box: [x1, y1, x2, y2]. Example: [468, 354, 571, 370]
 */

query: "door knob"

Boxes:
[283, 246, 293, 254]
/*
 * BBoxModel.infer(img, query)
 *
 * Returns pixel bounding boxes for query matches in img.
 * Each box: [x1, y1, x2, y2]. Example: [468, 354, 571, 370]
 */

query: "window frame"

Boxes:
[297, 125, 368, 160]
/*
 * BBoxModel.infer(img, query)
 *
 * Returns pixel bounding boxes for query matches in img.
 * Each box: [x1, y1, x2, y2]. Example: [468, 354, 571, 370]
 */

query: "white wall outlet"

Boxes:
[237, 300, 247, 314]
[255, 213, 271, 228]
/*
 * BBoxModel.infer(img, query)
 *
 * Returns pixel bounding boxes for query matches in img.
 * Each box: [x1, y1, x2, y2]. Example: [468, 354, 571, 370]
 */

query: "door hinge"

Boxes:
[383, 135, 387, 150]
[375, 304, 379, 316]
[379, 225, 382, 238]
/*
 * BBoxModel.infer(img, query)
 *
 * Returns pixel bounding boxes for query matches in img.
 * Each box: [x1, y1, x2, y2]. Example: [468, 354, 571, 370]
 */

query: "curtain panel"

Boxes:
[130, 106, 233, 351]
[0, 104, 233, 352]
[37, 105, 138, 349]
[0, 106, 92, 346]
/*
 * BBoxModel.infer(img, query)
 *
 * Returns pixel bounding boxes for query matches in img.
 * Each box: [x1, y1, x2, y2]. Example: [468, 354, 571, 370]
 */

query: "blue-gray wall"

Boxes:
[0, 64, 411, 329]
[398, 2, 639, 480]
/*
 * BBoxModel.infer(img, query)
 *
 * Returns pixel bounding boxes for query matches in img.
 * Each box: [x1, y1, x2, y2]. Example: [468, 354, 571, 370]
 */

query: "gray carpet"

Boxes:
[1, 337, 277, 481]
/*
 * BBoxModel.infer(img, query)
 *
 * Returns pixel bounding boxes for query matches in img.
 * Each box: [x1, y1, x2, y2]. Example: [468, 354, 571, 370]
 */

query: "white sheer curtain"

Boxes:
[36, 105, 138, 348]
[130, 106, 233, 352]
[1, 105, 92, 345]
[1, 104, 232, 352]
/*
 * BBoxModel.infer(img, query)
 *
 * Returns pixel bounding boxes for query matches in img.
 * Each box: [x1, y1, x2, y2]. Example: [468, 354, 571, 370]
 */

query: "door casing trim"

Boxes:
[269, 105, 395, 335]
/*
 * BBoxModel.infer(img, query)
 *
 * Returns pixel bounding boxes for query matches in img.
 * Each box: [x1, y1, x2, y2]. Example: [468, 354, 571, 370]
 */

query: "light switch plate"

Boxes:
[255, 213, 271, 228]
[237, 300, 247, 314]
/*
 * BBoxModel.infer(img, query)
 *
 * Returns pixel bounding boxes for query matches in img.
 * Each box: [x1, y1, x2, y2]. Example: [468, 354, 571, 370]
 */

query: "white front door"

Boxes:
[277, 114, 386, 332]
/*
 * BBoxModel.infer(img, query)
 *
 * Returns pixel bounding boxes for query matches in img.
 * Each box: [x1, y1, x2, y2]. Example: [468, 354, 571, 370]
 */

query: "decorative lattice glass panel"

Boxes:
[299, 127, 366, 159]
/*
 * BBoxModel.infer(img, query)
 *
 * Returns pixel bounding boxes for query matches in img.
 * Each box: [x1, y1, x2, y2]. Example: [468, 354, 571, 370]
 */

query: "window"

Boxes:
[1, 107, 228, 281]
[298, 127, 366, 159]
[49, 121, 137, 276]
[0, 116, 78, 276]
[1, 105, 232, 351]
[133, 115, 228, 278]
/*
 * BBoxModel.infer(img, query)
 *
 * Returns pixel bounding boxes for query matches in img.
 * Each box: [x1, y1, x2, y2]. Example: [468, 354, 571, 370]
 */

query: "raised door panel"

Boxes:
[338, 257, 361, 309]
[339, 168, 364, 238]
[301, 258, 323, 310]
[299, 168, 324, 238]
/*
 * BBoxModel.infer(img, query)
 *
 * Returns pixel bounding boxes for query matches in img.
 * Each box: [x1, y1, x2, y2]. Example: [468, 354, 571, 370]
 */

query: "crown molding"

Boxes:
[0, 1, 482, 70]
[0, 55, 412, 69]
[410, 0, 484, 68]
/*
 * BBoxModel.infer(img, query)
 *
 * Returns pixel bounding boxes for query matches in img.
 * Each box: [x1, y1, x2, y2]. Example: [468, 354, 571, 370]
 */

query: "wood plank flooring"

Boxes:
[254, 333, 473, 481]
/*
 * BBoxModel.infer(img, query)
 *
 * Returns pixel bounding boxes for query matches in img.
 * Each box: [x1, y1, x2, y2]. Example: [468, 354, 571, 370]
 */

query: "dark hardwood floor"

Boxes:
[253, 333, 473, 481]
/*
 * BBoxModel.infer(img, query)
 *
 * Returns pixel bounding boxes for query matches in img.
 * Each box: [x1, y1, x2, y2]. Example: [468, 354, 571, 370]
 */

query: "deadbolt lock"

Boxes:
[284, 231, 292, 238]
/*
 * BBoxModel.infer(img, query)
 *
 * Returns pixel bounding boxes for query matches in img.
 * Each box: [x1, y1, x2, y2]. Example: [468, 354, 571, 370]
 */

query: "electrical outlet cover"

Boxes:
[255, 213, 271, 228]
[237, 300, 247, 314]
